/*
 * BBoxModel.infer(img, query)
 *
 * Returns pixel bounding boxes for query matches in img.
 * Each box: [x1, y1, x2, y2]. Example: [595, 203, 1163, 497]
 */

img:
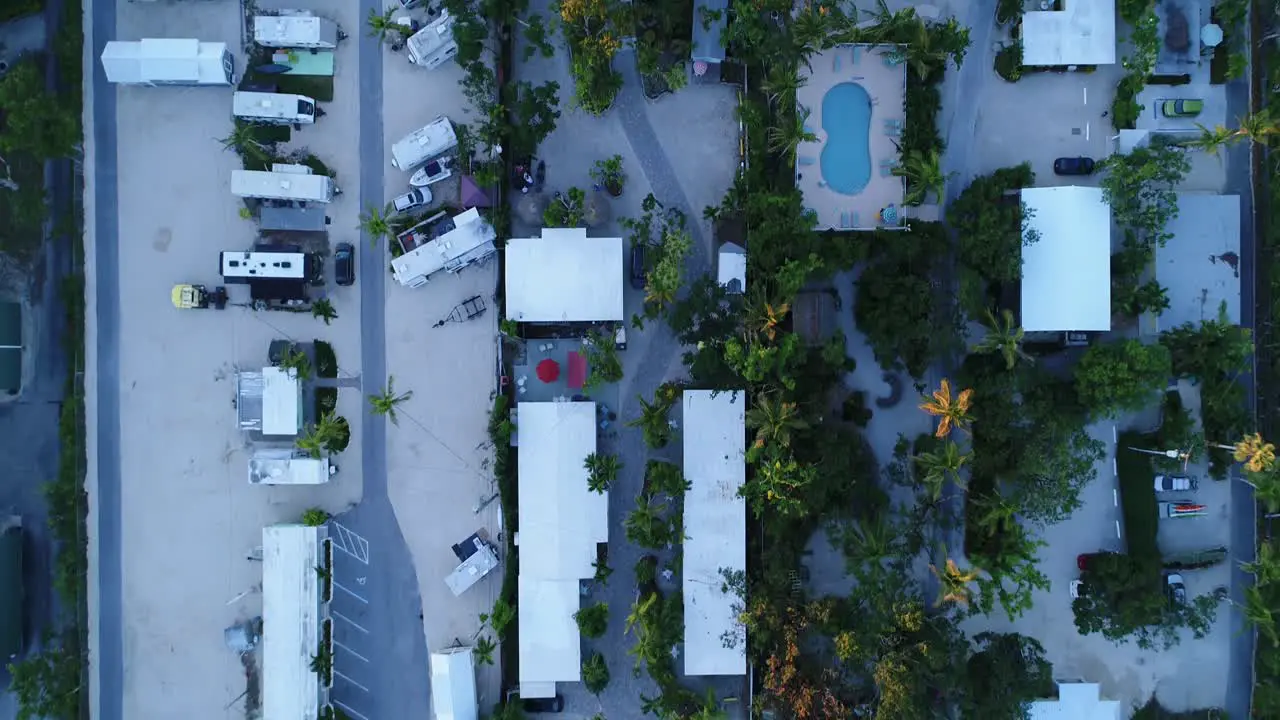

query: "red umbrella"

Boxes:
[536, 359, 561, 383]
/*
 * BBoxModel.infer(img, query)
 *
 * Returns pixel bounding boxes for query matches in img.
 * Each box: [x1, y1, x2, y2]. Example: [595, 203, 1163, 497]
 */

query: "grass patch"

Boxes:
[299, 154, 333, 179]
[314, 340, 337, 378]
[269, 75, 334, 103]
[1117, 430, 1159, 558]
[251, 124, 292, 144]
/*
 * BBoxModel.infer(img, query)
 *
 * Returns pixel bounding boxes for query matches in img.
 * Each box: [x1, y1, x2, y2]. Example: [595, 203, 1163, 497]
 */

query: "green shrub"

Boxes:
[315, 340, 338, 378]
[574, 602, 609, 639]
[1116, 431, 1159, 558]
[301, 507, 330, 526]
[994, 43, 1022, 82]
[315, 387, 338, 419]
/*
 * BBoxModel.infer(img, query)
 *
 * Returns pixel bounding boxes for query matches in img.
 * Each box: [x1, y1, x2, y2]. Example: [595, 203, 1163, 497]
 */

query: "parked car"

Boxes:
[1077, 551, 1115, 571]
[1162, 99, 1204, 117]
[1070, 579, 1086, 599]
[630, 243, 647, 290]
[520, 694, 565, 713]
[392, 187, 432, 214]
[0, 517, 23, 660]
[409, 156, 455, 188]
[1154, 474, 1199, 492]
[1166, 573, 1187, 605]
[334, 243, 355, 286]
[1053, 156, 1096, 175]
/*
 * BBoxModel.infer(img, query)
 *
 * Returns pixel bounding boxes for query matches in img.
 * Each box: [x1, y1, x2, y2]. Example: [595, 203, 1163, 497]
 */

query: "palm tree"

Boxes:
[974, 308, 1032, 370]
[743, 290, 790, 342]
[474, 634, 497, 665]
[893, 148, 950, 206]
[971, 491, 1017, 533]
[359, 204, 395, 248]
[367, 7, 404, 44]
[1249, 472, 1280, 514]
[918, 378, 974, 438]
[745, 393, 809, 452]
[767, 107, 819, 167]
[903, 18, 947, 81]
[368, 375, 413, 425]
[625, 499, 671, 548]
[218, 121, 271, 165]
[929, 557, 981, 608]
[1235, 433, 1277, 474]
[914, 441, 969, 501]
[841, 516, 897, 570]
[1242, 541, 1280, 586]
[1237, 109, 1280, 144]
[1190, 123, 1238, 155]
[279, 346, 313, 381]
[1241, 585, 1280, 647]
[790, 6, 834, 59]
[584, 452, 621, 494]
[311, 298, 338, 325]
[761, 62, 804, 109]
[627, 393, 673, 449]
[296, 413, 347, 458]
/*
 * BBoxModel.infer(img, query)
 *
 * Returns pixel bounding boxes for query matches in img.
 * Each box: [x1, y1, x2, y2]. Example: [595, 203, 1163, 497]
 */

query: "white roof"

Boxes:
[718, 243, 746, 293]
[1029, 683, 1122, 720]
[682, 390, 747, 676]
[505, 229, 624, 322]
[221, 251, 307, 279]
[249, 449, 330, 485]
[429, 648, 478, 720]
[517, 577, 582, 693]
[233, 91, 314, 121]
[1021, 186, 1112, 332]
[253, 14, 336, 47]
[263, 524, 326, 720]
[407, 12, 459, 67]
[262, 367, 302, 436]
[1156, 193, 1241, 330]
[391, 208, 498, 287]
[1022, 0, 1117, 66]
[100, 39, 230, 84]
[391, 116, 459, 170]
[231, 169, 332, 203]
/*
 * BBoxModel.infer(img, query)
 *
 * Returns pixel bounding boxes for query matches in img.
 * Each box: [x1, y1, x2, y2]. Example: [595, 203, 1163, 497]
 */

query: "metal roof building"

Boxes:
[505, 229, 624, 323]
[236, 367, 303, 437]
[682, 390, 747, 676]
[516, 402, 606, 698]
[262, 524, 329, 720]
[1022, 0, 1117, 66]
[1020, 186, 1112, 332]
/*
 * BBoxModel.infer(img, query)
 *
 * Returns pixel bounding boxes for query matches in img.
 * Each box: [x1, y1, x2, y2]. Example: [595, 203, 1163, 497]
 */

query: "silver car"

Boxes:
[392, 187, 432, 214]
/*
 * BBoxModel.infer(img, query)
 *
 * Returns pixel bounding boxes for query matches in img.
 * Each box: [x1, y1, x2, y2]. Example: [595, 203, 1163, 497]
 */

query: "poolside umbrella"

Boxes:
[584, 192, 611, 228]
[516, 193, 547, 224]
[693, 61, 709, 77]
[881, 205, 899, 225]
[536, 359, 561, 383]
[1201, 24, 1224, 48]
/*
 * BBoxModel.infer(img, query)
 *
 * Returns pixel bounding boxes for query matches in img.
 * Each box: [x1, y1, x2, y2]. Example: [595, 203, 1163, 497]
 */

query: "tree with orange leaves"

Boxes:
[918, 378, 973, 437]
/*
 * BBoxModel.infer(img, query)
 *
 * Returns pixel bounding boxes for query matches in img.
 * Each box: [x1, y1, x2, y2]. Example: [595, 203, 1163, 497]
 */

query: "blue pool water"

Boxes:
[820, 82, 873, 195]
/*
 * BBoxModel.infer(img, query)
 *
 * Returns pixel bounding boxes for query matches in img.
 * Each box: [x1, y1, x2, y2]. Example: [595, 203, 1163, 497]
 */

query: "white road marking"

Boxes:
[334, 640, 370, 664]
[1114, 489, 1119, 507]
[334, 700, 370, 720]
[333, 581, 369, 604]
[331, 610, 369, 634]
[334, 672, 371, 693]
[1083, 87, 1088, 104]
[1116, 521, 1122, 539]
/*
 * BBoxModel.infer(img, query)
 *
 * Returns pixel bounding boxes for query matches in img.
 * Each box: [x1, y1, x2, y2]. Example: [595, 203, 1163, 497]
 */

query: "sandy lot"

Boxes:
[103, 0, 365, 715]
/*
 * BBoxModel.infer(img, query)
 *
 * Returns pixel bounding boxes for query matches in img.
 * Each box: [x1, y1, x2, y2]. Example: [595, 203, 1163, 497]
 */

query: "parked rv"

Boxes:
[101, 38, 236, 86]
[1153, 474, 1198, 492]
[233, 91, 319, 126]
[253, 11, 345, 49]
[391, 116, 458, 171]
[231, 164, 336, 203]
[248, 450, 335, 485]
[406, 12, 459, 69]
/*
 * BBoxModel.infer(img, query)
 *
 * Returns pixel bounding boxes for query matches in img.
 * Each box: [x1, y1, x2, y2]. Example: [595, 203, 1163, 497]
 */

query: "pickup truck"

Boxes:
[1154, 474, 1198, 492]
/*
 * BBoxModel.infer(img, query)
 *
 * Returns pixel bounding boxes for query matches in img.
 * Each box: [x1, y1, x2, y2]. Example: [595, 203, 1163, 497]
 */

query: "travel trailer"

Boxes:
[231, 164, 336, 203]
[253, 11, 344, 49]
[390, 116, 458, 171]
[100, 39, 235, 85]
[233, 91, 319, 125]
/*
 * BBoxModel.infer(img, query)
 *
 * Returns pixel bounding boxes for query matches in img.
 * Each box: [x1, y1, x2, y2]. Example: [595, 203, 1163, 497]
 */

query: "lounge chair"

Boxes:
[884, 119, 903, 129]
[834, 56, 843, 72]
[841, 211, 850, 228]
[885, 126, 902, 138]
[852, 46, 861, 65]
[851, 212, 860, 227]
[798, 156, 816, 166]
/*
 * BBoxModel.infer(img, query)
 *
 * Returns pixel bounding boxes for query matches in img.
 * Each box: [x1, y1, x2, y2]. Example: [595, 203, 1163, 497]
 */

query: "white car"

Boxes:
[1069, 580, 1084, 599]
[410, 156, 455, 188]
[392, 187, 432, 213]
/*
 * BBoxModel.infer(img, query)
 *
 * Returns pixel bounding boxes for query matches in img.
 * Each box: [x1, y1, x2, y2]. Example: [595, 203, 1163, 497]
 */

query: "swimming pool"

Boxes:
[819, 82, 872, 195]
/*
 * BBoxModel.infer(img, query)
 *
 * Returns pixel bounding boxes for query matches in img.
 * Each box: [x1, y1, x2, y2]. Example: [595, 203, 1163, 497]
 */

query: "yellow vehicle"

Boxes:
[171, 284, 228, 310]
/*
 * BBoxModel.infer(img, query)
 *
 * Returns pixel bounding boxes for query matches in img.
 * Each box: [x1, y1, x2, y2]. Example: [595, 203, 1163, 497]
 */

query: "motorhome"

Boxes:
[253, 11, 343, 49]
[231, 164, 336, 203]
[406, 12, 459, 69]
[390, 116, 458, 171]
[249, 450, 335, 485]
[101, 39, 236, 85]
[233, 91, 318, 125]
[220, 250, 309, 283]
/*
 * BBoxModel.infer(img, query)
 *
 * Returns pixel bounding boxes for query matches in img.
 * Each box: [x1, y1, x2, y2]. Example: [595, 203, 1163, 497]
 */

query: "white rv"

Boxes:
[253, 11, 343, 49]
[100, 39, 236, 86]
[407, 12, 459, 69]
[249, 449, 334, 485]
[231, 165, 336, 203]
[429, 648, 478, 720]
[233, 91, 318, 125]
[391, 116, 458, 171]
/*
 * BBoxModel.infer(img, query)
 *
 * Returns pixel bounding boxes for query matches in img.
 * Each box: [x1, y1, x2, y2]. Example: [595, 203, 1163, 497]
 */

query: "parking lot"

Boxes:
[328, 521, 374, 720]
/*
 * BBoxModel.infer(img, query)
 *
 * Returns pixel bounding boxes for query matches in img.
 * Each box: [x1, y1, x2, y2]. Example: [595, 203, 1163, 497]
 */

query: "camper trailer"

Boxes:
[390, 116, 458, 171]
[233, 91, 319, 125]
[429, 648, 479, 720]
[101, 39, 236, 85]
[231, 165, 336, 203]
[253, 11, 344, 49]
[248, 450, 335, 485]
[406, 12, 459, 69]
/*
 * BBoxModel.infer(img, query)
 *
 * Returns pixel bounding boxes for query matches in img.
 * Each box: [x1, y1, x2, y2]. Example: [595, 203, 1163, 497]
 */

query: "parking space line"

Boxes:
[333, 580, 369, 604]
[334, 640, 370, 663]
[1116, 521, 1121, 539]
[334, 700, 370, 720]
[334, 670, 371, 693]
[330, 523, 371, 564]
[1083, 87, 1088, 105]
[332, 610, 369, 634]
[1113, 489, 1119, 507]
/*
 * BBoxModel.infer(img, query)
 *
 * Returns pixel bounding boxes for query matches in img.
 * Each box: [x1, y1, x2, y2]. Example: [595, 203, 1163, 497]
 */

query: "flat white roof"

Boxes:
[682, 390, 747, 676]
[100, 39, 229, 84]
[1156, 193, 1241, 331]
[1021, 186, 1112, 332]
[1022, 0, 1117, 66]
[718, 243, 746, 293]
[517, 577, 582, 695]
[263, 524, 326, 720]
[391, 208, 497, 287]
[249, 449, 330, 485]
[231, 169, 331, 203]
[429, 648, 478, 720]
[263, 366, 302, 436]
[221, 251, 307, 279]
[1029, 683, 1122, 720]
[505, 229, 625, 323]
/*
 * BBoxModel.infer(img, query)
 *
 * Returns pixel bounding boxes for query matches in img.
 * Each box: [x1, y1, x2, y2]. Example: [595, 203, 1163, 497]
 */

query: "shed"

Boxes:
[236, 367, 302, 436]
[1022, 0, 1117, 66]
[260, 205, 329, 232]
[429, 647, 479, 720]
[262, 524, 328, 720]
[682, 390, 747, 676]
[505, 228, 625, 323]
[100, 39, 235, 85]
[1020, 186, 1112, 332]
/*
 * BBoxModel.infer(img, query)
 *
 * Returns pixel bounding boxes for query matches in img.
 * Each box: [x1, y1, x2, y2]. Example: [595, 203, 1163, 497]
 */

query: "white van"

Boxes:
[391, 116, 458, 171]
[233, 91, 318, 125]
[253, 11, 343, 49]
[231, 164, 336, 203]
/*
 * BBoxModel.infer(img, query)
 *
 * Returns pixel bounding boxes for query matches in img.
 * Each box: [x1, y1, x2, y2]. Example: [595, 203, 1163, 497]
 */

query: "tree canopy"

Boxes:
[1074, 340, 1172, 417]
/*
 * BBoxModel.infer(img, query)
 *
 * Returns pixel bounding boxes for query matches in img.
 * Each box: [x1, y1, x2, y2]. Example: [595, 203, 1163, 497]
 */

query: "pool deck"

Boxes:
[797, 44, 907, 231]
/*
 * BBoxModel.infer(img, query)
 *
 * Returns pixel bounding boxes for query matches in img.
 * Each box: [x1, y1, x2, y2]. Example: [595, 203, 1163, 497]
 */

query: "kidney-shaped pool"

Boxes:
[820, 82, 873, 195]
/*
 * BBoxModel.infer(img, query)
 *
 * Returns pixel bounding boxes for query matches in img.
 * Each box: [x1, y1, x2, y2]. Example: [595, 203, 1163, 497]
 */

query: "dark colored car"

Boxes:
[520, 694, 565, 713]
[629, 243, 646, 290]
[335, 243, 355, 286]
[0, 518, 24, 660]
[1054, 156, 1096, 175]
[1077, 551, 1115, 571]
